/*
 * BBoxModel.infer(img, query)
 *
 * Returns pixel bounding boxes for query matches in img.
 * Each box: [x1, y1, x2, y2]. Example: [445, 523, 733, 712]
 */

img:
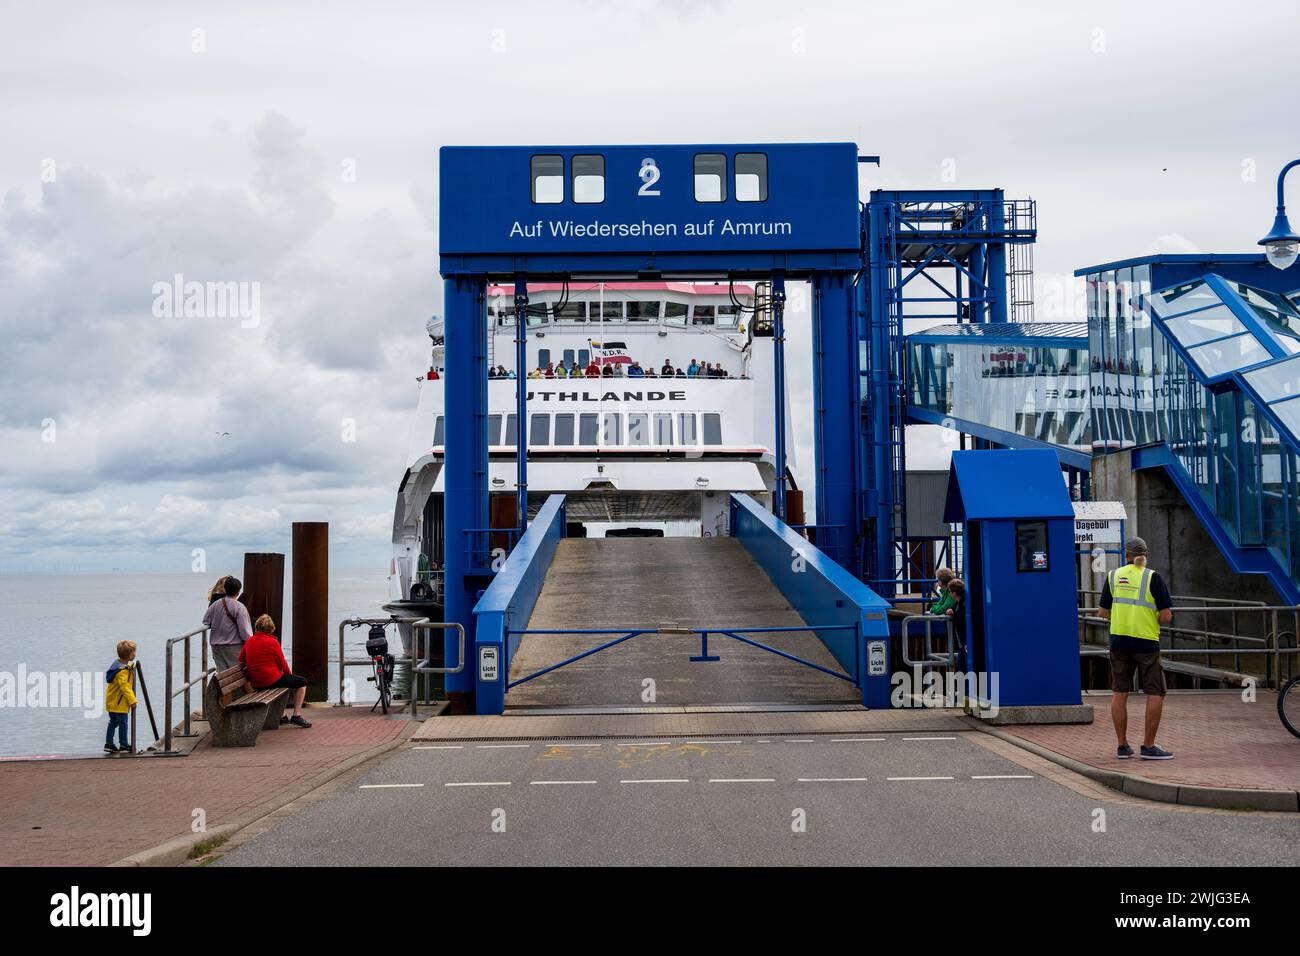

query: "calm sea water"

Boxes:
[0, 570, 391, 757]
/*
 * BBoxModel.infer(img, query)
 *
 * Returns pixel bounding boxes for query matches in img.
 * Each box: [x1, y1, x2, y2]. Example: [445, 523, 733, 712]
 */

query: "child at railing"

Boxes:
[105, 640, 137, 754]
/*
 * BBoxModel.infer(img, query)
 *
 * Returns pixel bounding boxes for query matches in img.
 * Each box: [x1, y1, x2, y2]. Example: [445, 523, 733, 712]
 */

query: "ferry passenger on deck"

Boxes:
[688, 359, 701, 377]
[627, 361, 644, 377]
[528, 367, 544, 379]
[240, 614, 312, 729]
[555, 361, 569, 378]
[661, 360, 675, 376]
[585, 359, 601, 377]
[202, 576, 253, 671]
[544, 363, 556, 378]
[602, 363, 615, 377]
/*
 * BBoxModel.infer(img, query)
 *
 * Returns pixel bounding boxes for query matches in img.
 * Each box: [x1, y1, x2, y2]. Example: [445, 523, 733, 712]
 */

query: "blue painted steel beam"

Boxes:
[813, 271, 861, 573]
[442, 275, 490, 705]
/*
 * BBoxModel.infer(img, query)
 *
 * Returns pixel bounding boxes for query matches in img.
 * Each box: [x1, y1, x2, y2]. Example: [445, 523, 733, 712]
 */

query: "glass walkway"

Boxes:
[906, 255, 1300, 602]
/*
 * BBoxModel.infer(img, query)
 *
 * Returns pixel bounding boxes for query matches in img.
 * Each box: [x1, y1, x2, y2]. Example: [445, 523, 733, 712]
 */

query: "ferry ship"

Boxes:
[386, 280, 796, 616]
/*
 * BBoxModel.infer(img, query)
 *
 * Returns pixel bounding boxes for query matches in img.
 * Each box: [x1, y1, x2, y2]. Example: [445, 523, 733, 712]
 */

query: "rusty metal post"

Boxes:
[292, 523, 329, 702]
[241, 552, 286, 637]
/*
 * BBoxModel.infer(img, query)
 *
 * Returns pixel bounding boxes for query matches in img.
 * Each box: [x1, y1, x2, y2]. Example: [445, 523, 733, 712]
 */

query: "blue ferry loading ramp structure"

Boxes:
[433, 143, 1038, 715]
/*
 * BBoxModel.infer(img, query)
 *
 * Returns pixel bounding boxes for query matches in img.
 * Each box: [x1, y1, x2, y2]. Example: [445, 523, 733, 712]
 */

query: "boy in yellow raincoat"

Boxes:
[105, 640, 137, 754]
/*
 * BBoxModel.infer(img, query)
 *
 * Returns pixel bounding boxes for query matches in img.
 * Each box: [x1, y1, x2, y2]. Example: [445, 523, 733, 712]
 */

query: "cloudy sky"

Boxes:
[2, 0, 1296, 572]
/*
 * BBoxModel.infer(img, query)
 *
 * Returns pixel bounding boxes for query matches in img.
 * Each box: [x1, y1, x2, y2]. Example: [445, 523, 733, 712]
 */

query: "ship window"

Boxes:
[579, 413, 599, 444]
[531, 155, 564, 204]
[572, 154, 604, 204]
[554, 414, 575, 446]
[664, 302, 689, 326]
[694, 154, 727, 202]
[433, 416, 445, 447]
[679, 413, 698, 444]
[530, 414, 550, 446]
[603, 412, 622, 446]
[487, 414, 503, 445]
[734, 153, 768, 202]
[537, 348, 551, 369]
[627, 301, 661, 322]
[494, 305, 515, 327]
[717, 304, 740, 327]
[504, 414, 517, 446]
[654, 413, 673, 444]
[692, 305, 716, 326]
[702, 413, 723, 445]
[628, 412, 649, 445]
[578, 349, 590, 368]
[554, 302, 587, 323]
[598, 301, 623, 322]
[562, 349, 576, 368]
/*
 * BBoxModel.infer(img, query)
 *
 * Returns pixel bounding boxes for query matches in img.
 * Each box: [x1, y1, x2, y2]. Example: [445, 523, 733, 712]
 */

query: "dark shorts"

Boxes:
[262, 673, 307, 690]
[1110, 649, 1166, 696]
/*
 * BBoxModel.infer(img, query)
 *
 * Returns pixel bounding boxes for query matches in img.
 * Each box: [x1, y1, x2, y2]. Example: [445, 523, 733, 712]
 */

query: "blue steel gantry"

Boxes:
[861, 191, 1037, 597]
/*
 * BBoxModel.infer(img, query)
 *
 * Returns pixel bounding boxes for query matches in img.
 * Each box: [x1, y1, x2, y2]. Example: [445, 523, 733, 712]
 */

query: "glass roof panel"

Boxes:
[1163, 306, 1245, 346]
[1186, 334, 1269, 377]
[1268, 396, 1300, 437]
[1222, 281, 1300, 319]
[1245, 356, 1300, 402]
[1146, 280, 1222, 318]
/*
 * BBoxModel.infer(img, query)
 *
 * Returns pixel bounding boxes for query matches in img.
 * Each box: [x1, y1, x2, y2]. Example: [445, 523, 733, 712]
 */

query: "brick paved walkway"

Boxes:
[0, 707, 409, 867]
[1000, 691, 1300, 792]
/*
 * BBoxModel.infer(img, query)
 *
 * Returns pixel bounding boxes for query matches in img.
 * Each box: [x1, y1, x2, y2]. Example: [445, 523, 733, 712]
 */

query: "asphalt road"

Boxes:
[215, 733, 1300, 866]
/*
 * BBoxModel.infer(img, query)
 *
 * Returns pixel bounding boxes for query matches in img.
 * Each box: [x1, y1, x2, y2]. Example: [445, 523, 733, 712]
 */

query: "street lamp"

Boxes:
[1259, 159, 1300, 270]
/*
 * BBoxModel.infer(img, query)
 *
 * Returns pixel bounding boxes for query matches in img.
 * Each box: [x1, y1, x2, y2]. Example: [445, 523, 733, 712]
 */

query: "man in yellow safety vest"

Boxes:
[1098, 537, 1174, 760]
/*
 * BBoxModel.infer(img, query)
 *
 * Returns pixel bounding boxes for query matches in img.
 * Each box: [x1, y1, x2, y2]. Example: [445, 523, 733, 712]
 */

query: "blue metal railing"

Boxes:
[505, 624, 861, 691]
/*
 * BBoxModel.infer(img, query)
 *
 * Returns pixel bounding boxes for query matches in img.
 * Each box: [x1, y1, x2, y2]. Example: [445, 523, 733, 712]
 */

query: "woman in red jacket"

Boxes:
[239, 615, 312, 728]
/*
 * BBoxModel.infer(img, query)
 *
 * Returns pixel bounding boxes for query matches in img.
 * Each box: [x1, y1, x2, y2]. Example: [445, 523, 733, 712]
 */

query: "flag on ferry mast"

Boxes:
[588, 341, 632, 366]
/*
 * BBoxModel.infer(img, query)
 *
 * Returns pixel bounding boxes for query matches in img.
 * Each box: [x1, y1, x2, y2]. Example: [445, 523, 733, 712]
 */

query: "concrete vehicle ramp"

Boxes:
[505, 537, 861, 709]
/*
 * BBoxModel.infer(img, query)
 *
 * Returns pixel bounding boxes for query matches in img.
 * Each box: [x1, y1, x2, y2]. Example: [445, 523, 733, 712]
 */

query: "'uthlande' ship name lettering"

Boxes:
[526, 391, 686, 402]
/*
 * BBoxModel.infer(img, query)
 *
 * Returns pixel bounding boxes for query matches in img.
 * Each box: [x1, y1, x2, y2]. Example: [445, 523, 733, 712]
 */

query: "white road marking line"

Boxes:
[476, 744, 530, 749]
[620, 778, 690, 784]
[831, 737, 887, 743]
[685, 739, 745, 745]
[445, 781, 512, 787]
[784, 738, 815, 743]
[886, 775, 954, 781]
[529, 780, 598, 786]
[618, 741, 672, 747]
[797, 777, 869, 782]
[413, 745, 463, 750]
[903, 736, 957, 741]
[544, 742, 601, 748]
[709, 777, 775, 783]
[359, 783, 425, 789]
[971, 774, 1035, 780]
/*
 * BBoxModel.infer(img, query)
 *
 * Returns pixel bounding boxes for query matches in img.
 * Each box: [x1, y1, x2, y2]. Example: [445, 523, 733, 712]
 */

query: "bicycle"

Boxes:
[362, 622, 396, 715]
[1279, 674, 1300, 739]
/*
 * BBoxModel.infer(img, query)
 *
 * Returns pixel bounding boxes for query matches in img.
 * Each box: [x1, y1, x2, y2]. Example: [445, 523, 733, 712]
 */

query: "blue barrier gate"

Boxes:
[729, 493, 894, 708]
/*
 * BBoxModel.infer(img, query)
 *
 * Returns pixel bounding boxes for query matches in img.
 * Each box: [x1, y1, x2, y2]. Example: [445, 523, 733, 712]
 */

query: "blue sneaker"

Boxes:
[1140, 745, 1174, 760]
[1116, 744, 1134, 759]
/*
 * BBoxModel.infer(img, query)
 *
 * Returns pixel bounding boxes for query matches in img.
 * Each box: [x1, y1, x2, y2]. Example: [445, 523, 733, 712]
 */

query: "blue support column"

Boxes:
[864, 202, 896, 591]
[812, 271, 861, 576]
[442, 275, 489, 711]
[772, 274, 788, 521]
[987, 190, 1009, 324]
[513, 279, 529, 533]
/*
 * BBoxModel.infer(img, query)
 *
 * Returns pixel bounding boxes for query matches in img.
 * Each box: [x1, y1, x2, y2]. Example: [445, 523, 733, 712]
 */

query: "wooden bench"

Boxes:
[204, 664, 291, 747]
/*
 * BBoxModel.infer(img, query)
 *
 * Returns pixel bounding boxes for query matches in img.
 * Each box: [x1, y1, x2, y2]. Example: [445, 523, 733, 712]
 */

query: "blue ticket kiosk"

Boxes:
[943, 449, 1087, 717]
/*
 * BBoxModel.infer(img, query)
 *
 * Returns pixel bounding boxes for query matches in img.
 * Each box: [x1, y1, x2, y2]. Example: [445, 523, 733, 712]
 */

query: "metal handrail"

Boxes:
[160, 625, 212, 755]
[336, 616, 465, 717]
[898, 613, 958, 668]
[1078, 603, 1300, 687]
